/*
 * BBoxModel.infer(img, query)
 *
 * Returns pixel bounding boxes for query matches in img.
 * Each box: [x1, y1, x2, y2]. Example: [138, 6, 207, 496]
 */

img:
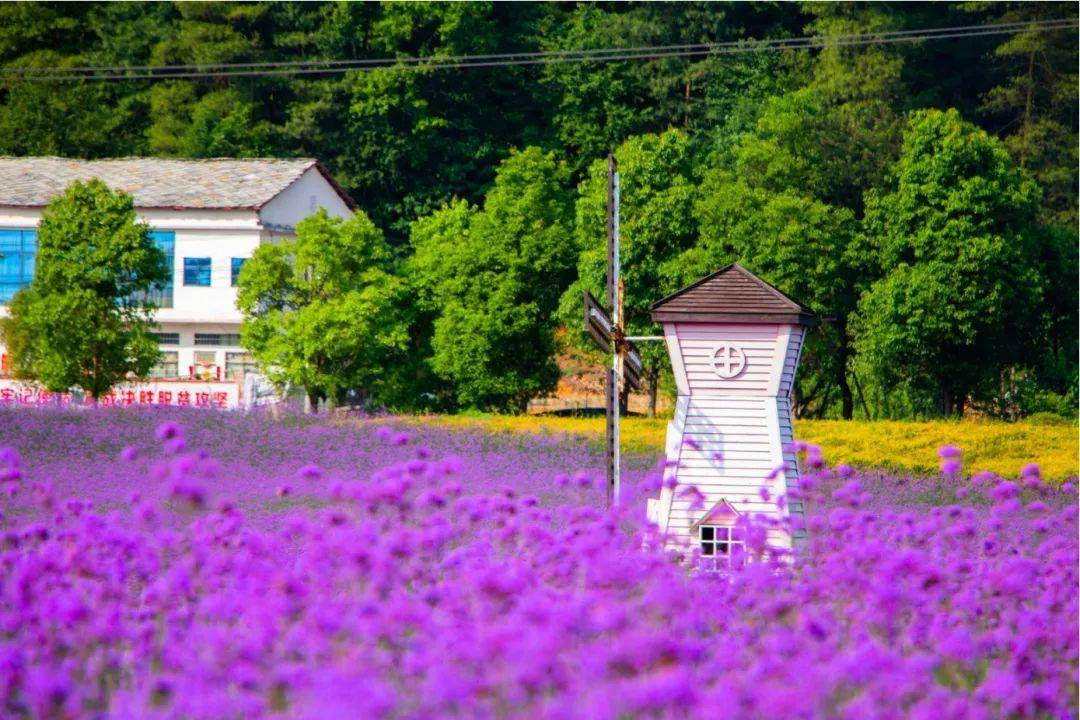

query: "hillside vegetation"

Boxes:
[2, 3, 1076, 420]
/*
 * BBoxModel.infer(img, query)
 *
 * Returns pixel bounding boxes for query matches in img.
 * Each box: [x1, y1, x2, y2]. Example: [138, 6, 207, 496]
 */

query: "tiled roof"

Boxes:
[0, 156, 354, 210]
[651, 264, 814, 325]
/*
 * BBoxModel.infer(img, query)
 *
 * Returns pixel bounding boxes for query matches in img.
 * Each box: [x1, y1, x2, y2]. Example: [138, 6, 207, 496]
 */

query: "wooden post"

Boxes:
[585, 157, 650, 508]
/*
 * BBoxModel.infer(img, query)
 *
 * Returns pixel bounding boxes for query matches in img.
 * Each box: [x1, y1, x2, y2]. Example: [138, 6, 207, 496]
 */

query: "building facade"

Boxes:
[0, 157, 354, 402]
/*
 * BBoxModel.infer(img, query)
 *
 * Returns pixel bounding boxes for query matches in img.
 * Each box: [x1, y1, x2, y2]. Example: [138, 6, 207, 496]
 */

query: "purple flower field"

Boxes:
[1, 407, 1077, 719]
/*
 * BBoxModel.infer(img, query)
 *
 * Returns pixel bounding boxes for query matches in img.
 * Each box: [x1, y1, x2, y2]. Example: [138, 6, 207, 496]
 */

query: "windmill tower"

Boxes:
[645, 264, 814, 562]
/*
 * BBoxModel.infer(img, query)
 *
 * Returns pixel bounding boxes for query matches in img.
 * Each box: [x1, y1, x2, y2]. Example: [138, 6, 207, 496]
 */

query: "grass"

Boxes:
[411, 414, 1078, 481]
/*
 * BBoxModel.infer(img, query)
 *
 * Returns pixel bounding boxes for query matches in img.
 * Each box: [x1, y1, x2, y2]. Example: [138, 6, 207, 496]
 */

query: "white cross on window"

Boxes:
[711, 344, 746, 379]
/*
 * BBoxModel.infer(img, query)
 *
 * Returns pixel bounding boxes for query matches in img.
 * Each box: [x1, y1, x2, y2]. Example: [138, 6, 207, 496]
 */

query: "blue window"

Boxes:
[183, 257, 211, 286]
[0, 229, 37, 303]
[231, 257, 246, 287]
[142, 231, 175, 308]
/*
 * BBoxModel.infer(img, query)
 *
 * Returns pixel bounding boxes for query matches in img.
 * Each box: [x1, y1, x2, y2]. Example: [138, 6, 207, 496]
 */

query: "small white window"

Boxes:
[699, 524, 745, 569]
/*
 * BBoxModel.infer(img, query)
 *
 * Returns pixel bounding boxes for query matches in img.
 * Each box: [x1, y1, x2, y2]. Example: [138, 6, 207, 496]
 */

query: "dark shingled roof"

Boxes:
[0, 157, 356, 211]
[651, 263, 814, 325]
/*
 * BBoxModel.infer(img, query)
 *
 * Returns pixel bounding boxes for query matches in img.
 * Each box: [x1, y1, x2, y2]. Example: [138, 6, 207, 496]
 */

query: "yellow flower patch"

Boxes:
[412, 415, 1079, 481]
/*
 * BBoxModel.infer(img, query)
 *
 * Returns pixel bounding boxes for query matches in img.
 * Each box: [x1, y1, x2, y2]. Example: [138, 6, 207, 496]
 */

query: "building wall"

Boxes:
[154, 322, 249, 382]
[650, 322, 806, 551]
[142, 209, 262, 326]
[676, 324, 781, 395]
[0, 207, 257, 340]
[258, 167, 352, 229]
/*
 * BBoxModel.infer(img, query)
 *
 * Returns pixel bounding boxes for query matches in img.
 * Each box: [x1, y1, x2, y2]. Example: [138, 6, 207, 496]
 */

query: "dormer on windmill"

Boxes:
[645, 264, 815, 559]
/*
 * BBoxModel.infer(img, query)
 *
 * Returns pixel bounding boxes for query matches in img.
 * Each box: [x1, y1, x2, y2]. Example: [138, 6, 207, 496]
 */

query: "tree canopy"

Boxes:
[559, 129, 701, 415]
[408, 147, 575, 411]
[236, 209, 410, 412]
[854, 109, 1044, 415]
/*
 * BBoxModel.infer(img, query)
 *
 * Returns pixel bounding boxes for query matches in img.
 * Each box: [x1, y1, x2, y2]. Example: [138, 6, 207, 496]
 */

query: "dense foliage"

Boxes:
[855, 109, 1044, 416]
[0, 408, 1076, 717]
[1, 2, 1076, 416]
[407, 148, 576, 411]
[0, 181, 167, 398]
[237, 209, 410, 411]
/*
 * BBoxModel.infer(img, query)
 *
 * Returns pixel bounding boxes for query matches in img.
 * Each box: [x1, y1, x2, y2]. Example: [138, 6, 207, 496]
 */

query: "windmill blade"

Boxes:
[583, 290, 614, 353]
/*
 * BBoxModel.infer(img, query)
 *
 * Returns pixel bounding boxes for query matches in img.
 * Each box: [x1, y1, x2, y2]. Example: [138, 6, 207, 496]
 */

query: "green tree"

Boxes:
[283, 1, 549, 239]
[684, 170, 862, 417]
[854, 109, 1043, 416]
[0, 180, 168, 399]
[559, 130, 701, 416]
[693, 3, 913, 420]
[689, 86, 888, 418]
[0, 2, 171, 157]
[236, 209, 411, 412]
[146, 2, 286, 157]
[800, 3, 906, 201]
[538, 3, 801, 172]
[1027, 224, 1079, 407]
[408, 147, 575, 411]
[980, 2, 1078, 229]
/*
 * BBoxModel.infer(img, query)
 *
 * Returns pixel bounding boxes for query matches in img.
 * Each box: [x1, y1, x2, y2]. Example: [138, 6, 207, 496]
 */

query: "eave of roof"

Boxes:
[309, 161, 358, 212]
[651, 310, 817, 326]
[689, 499, 741, 533]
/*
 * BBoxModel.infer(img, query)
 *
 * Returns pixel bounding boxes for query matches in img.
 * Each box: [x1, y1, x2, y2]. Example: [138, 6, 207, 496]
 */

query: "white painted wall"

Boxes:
[0, 207, 261, 326]
[677, 324, 780, 394]
[259, 167, 352, 230]
[154, 224, 260, 326]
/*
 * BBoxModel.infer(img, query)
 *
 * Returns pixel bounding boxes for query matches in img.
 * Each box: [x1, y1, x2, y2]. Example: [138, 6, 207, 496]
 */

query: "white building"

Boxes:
[646, 264, 814, 562]
[0, 157, 354, 403]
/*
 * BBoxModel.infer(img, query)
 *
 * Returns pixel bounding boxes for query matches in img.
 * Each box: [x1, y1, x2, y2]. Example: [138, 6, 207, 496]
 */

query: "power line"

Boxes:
[4, 19, 1073, 81]
[1, 19, 1074, 83]
[4, 19, 1067, 75]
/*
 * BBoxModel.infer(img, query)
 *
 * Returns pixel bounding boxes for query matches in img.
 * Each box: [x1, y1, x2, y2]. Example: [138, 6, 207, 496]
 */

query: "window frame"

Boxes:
[225, 351, 258, 381]
[230, 257, 246, 287]
[192, 351, 218, 380]
[147, 231, 175, 307]
[0, 228, 37, 304]
[699, 524, 745, 569]
[149, 351, 179, 379]
[194, 333, 241, 347]
[183, 257, 212, 287]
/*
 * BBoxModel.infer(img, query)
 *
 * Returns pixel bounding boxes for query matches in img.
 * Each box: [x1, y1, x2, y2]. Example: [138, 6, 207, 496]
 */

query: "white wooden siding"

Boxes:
[674, 324, 779, 395]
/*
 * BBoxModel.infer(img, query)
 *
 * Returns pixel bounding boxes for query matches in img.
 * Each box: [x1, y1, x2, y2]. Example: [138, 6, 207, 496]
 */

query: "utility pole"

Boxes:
[585, 155, 643, 507]
[607, 156, 619, 506]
